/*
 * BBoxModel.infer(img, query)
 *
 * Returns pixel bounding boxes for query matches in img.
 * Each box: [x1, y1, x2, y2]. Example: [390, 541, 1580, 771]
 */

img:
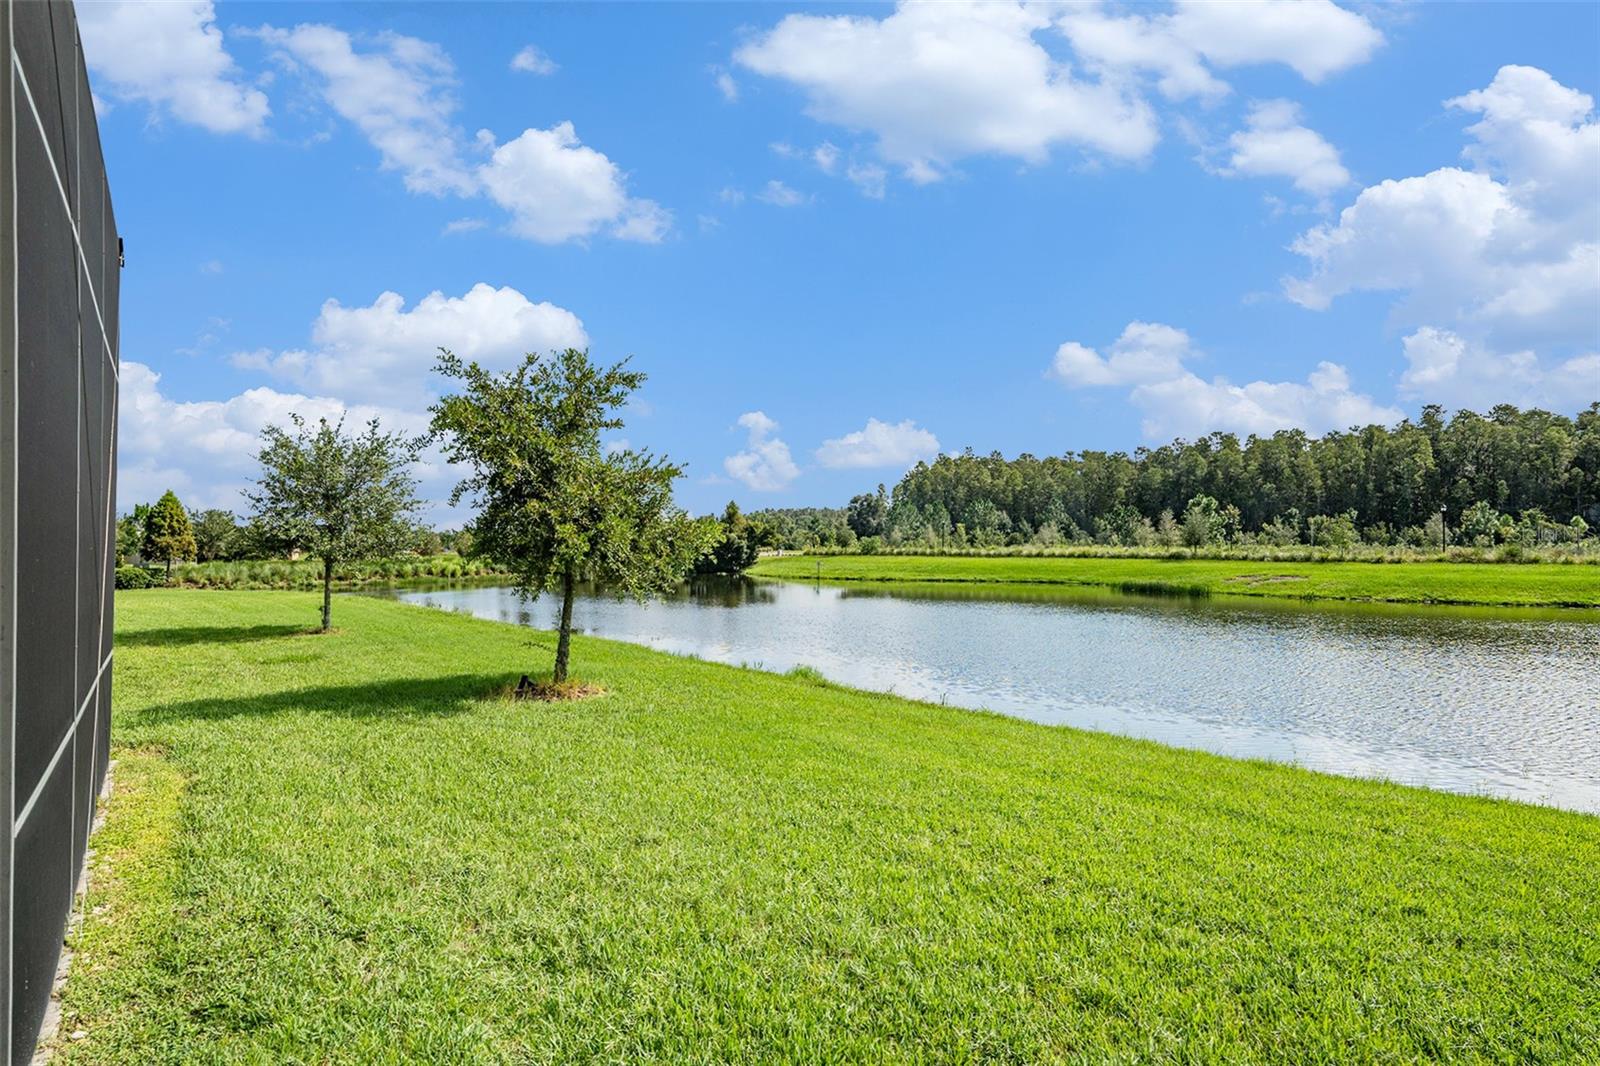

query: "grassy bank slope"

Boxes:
[751, 553, 1600, 607]
[57, 591, 1598, 1062]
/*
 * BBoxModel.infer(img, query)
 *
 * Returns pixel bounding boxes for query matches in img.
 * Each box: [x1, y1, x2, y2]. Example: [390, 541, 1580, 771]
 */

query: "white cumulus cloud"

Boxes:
[1399, 327, 1599, 411]
[1050, 321, 1194, 387]
[258, 23, 667, 243]
[1131, 362, 1404, 441]
[736, 1, 1382, 194]
[118, 361, 433, 514]
[119, 283, 595, 520]
[77, 0, 269, 135]
[1050, 321, 1400, 439]
[478, 122, 671, 243]
[510, 45, 557, 75]
[1223, 99, 1350, 197]
[1450, 64, 1598, 220]
[1061, 1, 1379, 97]
[1056, 5, 1228, 102]
[735, 1, 1159, 184]
[238, 283, 588, 406]
[724, 411, 800, 491]
[1162, 0, 1382, 83]
[816, 419, 939, 469]
[256, 23, 475, 195]
[1285, 65, 1599, 404]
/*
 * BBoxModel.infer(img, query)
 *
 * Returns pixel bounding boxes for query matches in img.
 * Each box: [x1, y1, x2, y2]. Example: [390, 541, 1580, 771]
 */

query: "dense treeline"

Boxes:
[116, 495, 476, 567]
[774, 404, 1600, 551]
[743, 506, 855, 552]
[115, 403, 1600, 573]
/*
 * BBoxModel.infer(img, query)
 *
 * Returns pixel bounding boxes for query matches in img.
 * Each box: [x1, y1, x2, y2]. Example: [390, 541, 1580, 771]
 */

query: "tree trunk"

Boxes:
[165, 556, 172, 579]
[321, 558, 334, 632]
[553, 567, 576, 683]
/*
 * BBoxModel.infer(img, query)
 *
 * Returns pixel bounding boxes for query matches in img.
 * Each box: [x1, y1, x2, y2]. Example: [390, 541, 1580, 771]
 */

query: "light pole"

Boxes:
[1439, 504, 1447, 553]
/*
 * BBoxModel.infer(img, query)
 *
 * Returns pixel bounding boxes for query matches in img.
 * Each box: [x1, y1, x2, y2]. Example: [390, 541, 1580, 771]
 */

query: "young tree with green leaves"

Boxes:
[413, 528, 446, 556]
[445, 527, 476, 557]
[846, 486, 889, 539]
[247, 415, 421, 631]
[142, 490, 197, 577]
[694, 501, 775, 575]
[115, 502, 151, 565]
[190, 508, 241, 562]
[1307, 510, 1361, 549]
[431, 348, 718, 684]
[1180, 495, 1233, 547]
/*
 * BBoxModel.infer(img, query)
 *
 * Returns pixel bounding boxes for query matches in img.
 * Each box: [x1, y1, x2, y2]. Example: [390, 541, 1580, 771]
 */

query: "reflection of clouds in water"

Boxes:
[382, 579, 1600, 814]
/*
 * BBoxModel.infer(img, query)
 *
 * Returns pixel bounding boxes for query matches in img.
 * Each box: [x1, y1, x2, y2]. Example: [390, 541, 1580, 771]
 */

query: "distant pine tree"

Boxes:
[142, 490, 197, 577]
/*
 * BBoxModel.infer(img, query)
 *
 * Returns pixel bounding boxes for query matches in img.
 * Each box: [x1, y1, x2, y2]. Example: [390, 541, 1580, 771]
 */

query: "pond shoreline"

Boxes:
[750, 553, 1600, 608]
[370, 577, 1600, 813]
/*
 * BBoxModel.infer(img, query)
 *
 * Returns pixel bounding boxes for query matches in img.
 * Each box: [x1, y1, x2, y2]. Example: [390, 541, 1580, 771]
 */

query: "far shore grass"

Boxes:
[49, 590, 1600, 1062]
[750, 553, 1600, 608]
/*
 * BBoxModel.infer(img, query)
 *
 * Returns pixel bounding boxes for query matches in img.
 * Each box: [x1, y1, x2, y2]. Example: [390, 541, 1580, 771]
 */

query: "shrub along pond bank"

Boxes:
[51, 590, 1600, 1061]
[789, 539, 1600, 564]
[116, 554, 512, 591]
[750, 553, 1600, 608]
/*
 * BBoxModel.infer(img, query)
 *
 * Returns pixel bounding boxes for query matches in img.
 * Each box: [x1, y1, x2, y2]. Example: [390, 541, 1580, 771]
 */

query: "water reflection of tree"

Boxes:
[584, 575, 776, 609]
[688, 576, 776, 607]
[824, 579, 1585, 647]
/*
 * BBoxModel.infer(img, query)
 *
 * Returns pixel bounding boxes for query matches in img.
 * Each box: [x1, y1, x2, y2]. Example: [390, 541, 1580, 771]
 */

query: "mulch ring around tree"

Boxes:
[502, 674, 607, 702]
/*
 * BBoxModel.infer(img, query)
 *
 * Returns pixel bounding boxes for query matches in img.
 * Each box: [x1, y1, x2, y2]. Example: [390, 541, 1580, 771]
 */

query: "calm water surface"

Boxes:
[371, 578, 1600, 813]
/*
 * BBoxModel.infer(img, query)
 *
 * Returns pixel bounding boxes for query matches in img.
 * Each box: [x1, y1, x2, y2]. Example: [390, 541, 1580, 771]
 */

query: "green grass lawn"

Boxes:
[751, 553, 1600, 608]
[55, 591, 1599, 1063]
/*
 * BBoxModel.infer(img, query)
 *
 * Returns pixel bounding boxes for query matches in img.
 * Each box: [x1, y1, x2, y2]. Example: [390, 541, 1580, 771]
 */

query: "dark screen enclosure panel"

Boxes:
[2, 2, 122, 1061]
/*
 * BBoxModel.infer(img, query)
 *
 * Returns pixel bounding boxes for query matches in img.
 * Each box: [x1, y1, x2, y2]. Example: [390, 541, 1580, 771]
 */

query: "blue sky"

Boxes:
[82, 1, 1599, 522]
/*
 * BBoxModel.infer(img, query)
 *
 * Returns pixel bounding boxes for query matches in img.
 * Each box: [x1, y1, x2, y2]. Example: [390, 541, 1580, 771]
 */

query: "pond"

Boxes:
[367, 578, 1600, 814]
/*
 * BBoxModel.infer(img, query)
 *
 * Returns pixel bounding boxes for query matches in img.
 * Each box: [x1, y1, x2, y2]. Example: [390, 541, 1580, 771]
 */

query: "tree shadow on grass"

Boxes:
[116, 623, 319, 648]
[128, 672, 523, 727]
